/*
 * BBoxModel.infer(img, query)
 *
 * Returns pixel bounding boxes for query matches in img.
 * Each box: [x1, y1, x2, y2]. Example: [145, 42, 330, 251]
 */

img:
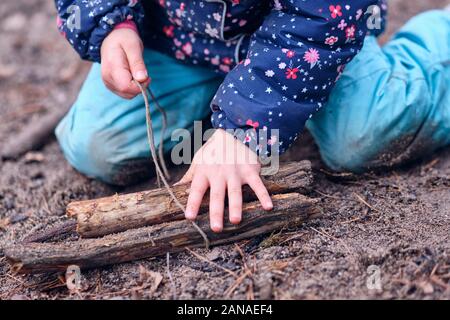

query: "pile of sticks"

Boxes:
[4, 160, 320, 274]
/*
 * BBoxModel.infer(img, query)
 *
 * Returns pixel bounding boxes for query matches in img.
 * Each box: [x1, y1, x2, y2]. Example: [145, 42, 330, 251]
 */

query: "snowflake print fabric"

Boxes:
[210, 0, 385, 156]
[55, 0, 146, 62]
[54, 0, 387, 156]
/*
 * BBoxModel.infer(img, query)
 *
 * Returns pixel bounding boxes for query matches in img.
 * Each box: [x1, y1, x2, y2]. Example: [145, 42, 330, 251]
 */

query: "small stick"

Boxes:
[147, 88, 171, 180]
[186, 247, 238, 278]
[5, 273, 26, 285]
[352, 192, 383, 214]
[166, 253, 177, 299]
[1, 107, 68, 160]
[134, 80, 210, 249]
[422, 158, 440, 171]
[0, 104, 46, 124]
[430, 276, 449, 290]
[309, 226, 352, 255]
[313, 189, 347, 201]
[430, 263, 439, 277]
[22, 220, 77, 243]
[234, 244, 251, 275]
[225, 269, 252, 298]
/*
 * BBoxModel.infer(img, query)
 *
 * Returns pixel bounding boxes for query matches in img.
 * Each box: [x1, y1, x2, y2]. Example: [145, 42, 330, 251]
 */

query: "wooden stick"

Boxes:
[5, 193, 319, 274]
[22, 220, 77, 244]
[1, 107, 68, 160]
[67, 160, 313, 238]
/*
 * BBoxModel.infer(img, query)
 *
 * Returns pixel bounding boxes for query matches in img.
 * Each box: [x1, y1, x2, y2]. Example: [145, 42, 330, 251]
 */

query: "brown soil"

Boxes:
[0, 0, 449, 300]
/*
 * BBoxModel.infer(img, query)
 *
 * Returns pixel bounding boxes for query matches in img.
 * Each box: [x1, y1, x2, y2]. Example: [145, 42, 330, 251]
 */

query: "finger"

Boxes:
[122, 40, 149, 83]
[209, 179, 226, 233]
[110, 67, 141, 98]
[185, 174, 208, 220]
[103, 46, 144, 99]
[101, 47, 131, 96]
[103, 77, 134, 100]
[175, 165, 195, 186]
[227, 177, 243, 225]
[245, 174, 273, 211]
[101, 62, 119, 95]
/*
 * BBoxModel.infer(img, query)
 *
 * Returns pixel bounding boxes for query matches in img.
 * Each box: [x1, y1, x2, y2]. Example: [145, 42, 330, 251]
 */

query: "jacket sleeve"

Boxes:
[54, 0, 145, 62]
[210, 0, 381, 157]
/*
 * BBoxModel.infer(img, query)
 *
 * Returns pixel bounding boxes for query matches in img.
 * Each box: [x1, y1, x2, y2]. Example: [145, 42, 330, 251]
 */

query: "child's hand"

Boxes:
[100, 28, 150, 99]
[177, 129, 273, 232]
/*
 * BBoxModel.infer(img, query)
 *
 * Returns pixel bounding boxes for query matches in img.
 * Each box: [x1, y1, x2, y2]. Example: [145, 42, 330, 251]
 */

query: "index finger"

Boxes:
[245, 174, 273, 211]
[185, 175, 209, 220]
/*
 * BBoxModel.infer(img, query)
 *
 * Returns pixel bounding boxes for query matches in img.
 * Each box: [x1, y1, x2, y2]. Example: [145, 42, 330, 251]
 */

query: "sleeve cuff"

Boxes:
[88, 6, 144, 62]
[114, 20, 138, 33]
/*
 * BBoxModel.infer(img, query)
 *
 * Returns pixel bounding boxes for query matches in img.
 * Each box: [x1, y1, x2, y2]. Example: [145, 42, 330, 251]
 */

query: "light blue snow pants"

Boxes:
[306, 10, 450, 172]
[56, 10, 450, 185]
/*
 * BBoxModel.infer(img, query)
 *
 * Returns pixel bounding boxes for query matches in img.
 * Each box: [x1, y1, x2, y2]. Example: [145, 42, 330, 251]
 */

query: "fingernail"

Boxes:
[211, 223, 222, 232]
[266, 202, 273, 210]
[185, 211, 196, 220]
[230, 217, 241, 225]
[134, 70, 147, 81]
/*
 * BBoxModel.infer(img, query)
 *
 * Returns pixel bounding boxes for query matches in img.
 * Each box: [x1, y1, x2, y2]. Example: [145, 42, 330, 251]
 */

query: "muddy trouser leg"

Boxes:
[306, 10, 450, 173]
[56, 48, 223, 186]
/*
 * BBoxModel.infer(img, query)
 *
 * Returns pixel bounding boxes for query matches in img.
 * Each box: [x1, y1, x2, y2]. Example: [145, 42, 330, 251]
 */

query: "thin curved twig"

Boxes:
[134, 80, 210, 249]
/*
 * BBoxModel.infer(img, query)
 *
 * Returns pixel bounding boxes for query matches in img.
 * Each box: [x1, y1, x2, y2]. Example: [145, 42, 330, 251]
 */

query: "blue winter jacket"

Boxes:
[55, 0, 387, 156]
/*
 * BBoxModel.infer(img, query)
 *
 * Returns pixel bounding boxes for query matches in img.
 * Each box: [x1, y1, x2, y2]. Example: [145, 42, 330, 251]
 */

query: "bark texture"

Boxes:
[67, 160, 313, 238]
[5, 193, 319, 274]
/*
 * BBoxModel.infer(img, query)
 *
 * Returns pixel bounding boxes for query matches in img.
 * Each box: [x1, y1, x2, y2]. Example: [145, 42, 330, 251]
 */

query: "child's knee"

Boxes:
[56, 116, 125, 184]
[56, 114, 154, 185]
[317, 131, 376, 173]
[388, 10, 450, 65]
[307, 90, 422, 173]
[310, 98, 432, 172]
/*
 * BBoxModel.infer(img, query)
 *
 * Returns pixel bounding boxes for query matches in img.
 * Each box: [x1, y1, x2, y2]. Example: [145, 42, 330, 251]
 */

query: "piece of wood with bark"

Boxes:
[5, 193, 320, 274]
[1, 107, 68, 160]
[67, 160, 313, 238]
[22, 220, 77, 243]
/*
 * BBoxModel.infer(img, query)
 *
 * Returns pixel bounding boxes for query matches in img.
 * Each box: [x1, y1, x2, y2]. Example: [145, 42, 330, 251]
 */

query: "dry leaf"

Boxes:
[138, 265, 163, 294]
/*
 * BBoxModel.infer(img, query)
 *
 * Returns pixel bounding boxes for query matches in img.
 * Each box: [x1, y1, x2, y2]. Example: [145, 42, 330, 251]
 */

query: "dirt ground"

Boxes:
[0, 0, 449, 300]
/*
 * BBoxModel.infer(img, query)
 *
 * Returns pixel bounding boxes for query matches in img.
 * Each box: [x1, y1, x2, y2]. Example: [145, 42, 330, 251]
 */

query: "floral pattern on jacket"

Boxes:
[55, 0, 387, 156]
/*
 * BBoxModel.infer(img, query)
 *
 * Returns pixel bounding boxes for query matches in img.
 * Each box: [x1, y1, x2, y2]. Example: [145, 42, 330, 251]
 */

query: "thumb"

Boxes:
[123, 42, 149, 83]
[174, 165, 195, 186]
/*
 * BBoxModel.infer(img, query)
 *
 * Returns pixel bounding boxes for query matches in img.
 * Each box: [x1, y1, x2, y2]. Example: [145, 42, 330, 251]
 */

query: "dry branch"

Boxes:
[22, 220, 77, 243]
[1, 107, 68, 159]
[5, 193, 319, 274]
[67, 160, 313, 238]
